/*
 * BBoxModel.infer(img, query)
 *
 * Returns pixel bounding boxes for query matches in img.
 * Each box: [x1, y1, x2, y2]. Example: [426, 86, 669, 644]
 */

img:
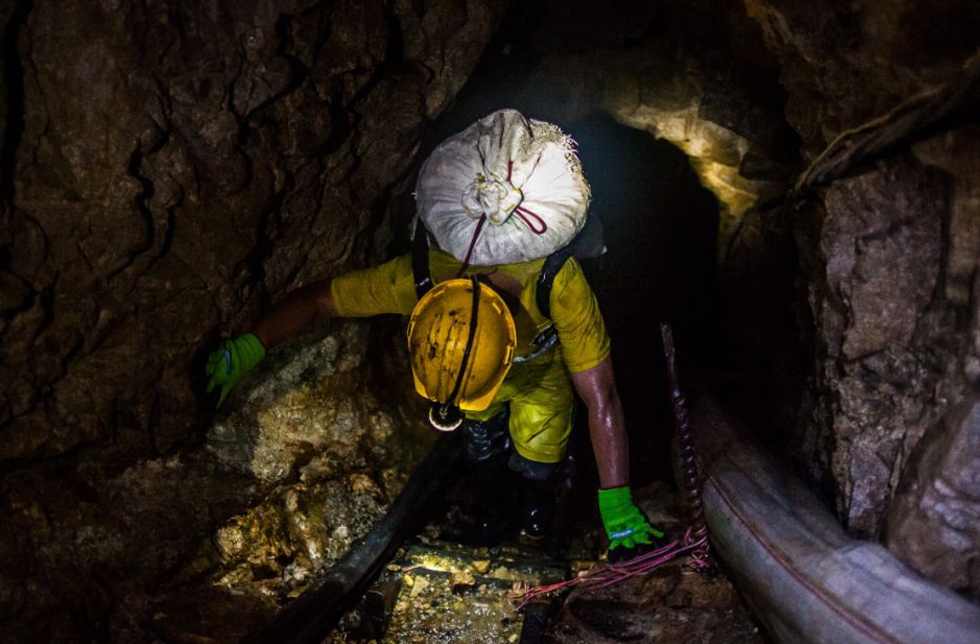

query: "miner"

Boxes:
[205, 109, 665, 561]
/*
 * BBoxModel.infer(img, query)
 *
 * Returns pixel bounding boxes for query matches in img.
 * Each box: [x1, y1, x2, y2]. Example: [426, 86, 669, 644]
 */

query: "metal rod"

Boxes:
[660, 322, 705, 533]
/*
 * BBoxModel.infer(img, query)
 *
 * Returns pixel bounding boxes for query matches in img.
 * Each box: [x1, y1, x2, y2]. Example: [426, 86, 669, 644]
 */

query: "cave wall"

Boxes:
[491, 0, 980, 598]
[743, 0, 980, 596]
[1, 0, 505, 462]
[0, 0, 506, 640]
[2, 0, 979, 639]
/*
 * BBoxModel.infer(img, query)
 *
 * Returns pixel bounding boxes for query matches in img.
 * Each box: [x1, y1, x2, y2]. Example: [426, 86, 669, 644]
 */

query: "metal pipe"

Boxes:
[691, 395, 980, 644]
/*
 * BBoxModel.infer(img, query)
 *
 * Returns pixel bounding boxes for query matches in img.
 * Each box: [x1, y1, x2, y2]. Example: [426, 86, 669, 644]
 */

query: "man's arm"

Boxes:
[569, 355, 629, 489]
[251, 280, 338, 350]
[205, 280, 337, 407]
[571, 354, 664, 558]
[207, 255, 415, 408]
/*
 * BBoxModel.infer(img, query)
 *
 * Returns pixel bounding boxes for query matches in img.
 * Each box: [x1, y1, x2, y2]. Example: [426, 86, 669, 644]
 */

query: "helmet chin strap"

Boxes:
[429, 276, 481, 433]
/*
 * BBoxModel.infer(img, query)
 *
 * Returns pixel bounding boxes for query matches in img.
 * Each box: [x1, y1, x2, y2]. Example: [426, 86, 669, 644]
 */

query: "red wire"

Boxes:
[510, 526, 710, 611]
[456, 213, 487, 277]
[508, 159, 548, 234]
[454, 159, 543, 276]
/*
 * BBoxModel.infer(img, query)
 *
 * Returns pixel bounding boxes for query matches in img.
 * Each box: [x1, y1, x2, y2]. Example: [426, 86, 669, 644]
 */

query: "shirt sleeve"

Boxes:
[330, 254, 418, 317]
[550, 258, 612, 373]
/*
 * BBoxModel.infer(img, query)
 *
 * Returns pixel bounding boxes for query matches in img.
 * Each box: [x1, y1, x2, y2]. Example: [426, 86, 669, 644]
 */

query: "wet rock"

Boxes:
[809, 160, 948, 534]
[145, 323, 437, 636]
[205, 322, 385, 483]
[326, 539, 564, 644]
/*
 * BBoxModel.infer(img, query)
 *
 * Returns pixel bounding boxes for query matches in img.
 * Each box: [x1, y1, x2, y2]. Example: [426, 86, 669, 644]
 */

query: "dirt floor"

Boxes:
[325, 475, 768, 643]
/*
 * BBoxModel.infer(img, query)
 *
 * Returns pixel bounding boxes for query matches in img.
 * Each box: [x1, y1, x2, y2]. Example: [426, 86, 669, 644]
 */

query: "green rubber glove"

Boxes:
[598, 486, 664, 556]
[205, 333, 266, 408]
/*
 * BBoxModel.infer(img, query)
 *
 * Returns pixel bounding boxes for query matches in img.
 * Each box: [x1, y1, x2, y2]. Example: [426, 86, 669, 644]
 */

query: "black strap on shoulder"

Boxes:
[517, 240, 577, 357]
[412, 218, 433, 300]
[535, 241, 577, 321]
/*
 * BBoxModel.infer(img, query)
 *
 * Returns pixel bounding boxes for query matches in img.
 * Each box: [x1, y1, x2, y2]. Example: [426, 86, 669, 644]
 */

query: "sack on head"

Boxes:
[415, 109, 592, 266]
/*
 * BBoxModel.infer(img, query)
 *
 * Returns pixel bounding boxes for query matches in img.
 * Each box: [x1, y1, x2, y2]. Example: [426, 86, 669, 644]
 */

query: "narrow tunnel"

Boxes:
[1, 1, 979, 643]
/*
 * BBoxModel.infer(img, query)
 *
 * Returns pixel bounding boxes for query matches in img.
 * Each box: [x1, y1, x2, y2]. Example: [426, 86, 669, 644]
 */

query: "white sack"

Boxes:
[415, 109, 592, 266]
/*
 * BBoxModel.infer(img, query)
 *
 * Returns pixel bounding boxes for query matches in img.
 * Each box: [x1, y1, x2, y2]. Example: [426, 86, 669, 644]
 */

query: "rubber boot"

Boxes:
[520, 478, 557, 538]
[460, 414, 516, 547]
[467, 458, 517, 547]
[515, 453, 575, 539]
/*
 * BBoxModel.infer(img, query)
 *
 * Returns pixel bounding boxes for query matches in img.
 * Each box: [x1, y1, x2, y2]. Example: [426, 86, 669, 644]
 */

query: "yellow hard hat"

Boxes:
[407, 277, 517, 431]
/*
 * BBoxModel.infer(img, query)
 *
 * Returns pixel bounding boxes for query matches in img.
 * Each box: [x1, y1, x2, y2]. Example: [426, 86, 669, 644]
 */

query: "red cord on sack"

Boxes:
[457, 213, 487, 277]
[455, 159, 547, 276]
[514, 206, 547, 234]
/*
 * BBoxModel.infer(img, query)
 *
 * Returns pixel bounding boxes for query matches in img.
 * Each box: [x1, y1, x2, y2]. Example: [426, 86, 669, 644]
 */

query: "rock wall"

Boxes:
[1, 0, 504, 462]
[742, 0, 980, 597]
[2, 0, 978, 639]
[0, 0, 506, 640]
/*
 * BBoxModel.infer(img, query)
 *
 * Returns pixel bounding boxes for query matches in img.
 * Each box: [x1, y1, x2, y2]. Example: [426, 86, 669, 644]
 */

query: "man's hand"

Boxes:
[205, 333, 266, 408]
[598, 486, 665, 561]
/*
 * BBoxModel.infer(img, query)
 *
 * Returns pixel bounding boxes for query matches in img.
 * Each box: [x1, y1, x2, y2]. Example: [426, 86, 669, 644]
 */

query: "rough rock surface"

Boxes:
[0, 319, 437, 642]
[743, 0, 980, 597]
[0, 0, 504, 640]
[1, 0, 505, 462]
[323, 481, 763, 644]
